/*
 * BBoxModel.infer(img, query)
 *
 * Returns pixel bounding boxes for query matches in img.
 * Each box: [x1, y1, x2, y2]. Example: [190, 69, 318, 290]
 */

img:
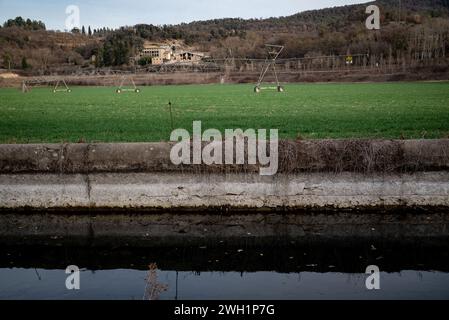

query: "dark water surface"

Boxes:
[0, 241, 448, 300]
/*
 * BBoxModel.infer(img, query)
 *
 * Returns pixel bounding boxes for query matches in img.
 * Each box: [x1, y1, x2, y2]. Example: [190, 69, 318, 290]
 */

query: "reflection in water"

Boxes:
[143, 263, 168, 300]
[1, 268, 448, 300]
[0, 241, 448, 300]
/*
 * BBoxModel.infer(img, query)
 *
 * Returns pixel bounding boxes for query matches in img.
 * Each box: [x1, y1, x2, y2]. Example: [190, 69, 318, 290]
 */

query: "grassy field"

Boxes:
[0, 82, 448, 143]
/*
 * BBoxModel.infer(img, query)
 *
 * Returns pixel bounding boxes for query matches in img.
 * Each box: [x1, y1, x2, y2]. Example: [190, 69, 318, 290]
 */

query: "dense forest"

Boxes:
[1, 0, 448, 72]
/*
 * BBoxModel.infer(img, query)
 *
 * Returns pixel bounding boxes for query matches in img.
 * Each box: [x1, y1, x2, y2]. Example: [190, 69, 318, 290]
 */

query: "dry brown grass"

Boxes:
[1, 140, 448, 175]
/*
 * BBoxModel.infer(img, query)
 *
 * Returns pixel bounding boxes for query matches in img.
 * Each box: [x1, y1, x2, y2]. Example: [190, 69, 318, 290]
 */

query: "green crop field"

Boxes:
[0, 82, 449, 143]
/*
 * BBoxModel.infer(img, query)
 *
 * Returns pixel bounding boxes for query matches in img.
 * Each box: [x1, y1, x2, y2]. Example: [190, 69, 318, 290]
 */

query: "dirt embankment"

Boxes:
[1, 139, 448, 175]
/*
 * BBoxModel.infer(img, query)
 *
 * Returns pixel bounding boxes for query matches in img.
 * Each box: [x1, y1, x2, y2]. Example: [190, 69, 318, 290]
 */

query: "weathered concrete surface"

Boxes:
[1, 140, 449, 174]
[1, 172, 449, 210]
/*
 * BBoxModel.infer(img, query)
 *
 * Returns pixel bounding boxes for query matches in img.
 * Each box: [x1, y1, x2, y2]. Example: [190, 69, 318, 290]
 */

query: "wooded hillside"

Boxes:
[1, 0, 448, 74]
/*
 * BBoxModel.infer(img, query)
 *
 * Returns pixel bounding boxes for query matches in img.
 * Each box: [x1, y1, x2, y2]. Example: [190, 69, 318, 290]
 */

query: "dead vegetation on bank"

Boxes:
[0, 139, 448, 175]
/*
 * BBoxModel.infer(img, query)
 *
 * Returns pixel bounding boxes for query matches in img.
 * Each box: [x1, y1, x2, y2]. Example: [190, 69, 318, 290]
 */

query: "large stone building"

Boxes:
[138, 42, 205, 65]
[139, 42, 173, 65]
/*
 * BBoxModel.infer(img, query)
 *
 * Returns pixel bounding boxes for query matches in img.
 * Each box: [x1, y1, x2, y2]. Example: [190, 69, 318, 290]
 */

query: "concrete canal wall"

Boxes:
[1, 140, 448, 242]
[1, 140, 449, 211]
[1, 172, 449, 210]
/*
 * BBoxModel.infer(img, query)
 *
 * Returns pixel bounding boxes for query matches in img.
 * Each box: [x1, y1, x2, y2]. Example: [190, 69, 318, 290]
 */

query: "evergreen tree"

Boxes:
[21, 57, 29, 69]
[113, 41, 129, 65]
[3, 16, 45, 30]
[2, 53, 12, 70]
[102, 43, 114, 66]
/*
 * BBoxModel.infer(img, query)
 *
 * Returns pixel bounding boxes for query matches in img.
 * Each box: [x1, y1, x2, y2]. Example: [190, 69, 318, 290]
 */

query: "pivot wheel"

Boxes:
[277, 86, 284, 92]
[116, 89, 122, 94]
[254, 86, 261, 93]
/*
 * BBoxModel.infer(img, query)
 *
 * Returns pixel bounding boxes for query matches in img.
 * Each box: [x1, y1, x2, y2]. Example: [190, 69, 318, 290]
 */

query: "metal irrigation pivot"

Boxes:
[21, 77, 71, 93]
[254, 44, 285, 93]
[53, 79, 71, 93]
[116, 73, 140, 94]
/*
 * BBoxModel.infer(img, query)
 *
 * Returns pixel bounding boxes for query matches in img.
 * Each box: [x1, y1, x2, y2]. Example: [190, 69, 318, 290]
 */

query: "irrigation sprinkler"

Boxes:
[221, 48, 235, 84]
[21, 77, 71, 93]
[116, 74, 140, 94]
[21, 78, 45, 93]
[53, 79, 71, 93]
[21, 81, 29, 93]
[254, 44, 285, 93]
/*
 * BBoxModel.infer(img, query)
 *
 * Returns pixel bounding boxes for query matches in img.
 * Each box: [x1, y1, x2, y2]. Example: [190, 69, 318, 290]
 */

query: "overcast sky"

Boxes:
[0, 0, 371, 31]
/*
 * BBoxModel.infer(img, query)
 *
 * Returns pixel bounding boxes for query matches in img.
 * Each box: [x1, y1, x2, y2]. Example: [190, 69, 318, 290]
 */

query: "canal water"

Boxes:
[0, 241, 448, 300]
